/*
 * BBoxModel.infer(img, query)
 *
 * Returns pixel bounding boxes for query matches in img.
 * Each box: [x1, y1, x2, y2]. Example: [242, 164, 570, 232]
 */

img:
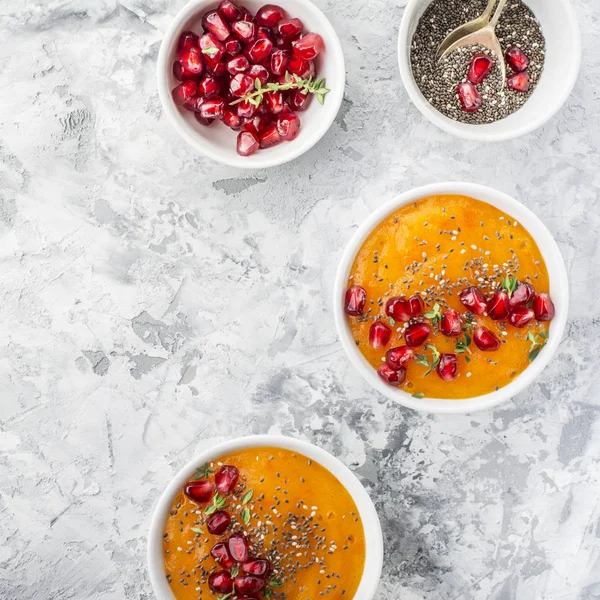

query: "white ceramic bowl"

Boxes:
[157, 0, 345, 168]
[333, 182, 569, 414]
[147, 435, 383, 599]
[398, 0, 581, 141]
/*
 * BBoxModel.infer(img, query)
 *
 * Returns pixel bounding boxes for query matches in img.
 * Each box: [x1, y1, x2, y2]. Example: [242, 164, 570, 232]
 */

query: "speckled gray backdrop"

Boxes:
[0, 0, 599, 599]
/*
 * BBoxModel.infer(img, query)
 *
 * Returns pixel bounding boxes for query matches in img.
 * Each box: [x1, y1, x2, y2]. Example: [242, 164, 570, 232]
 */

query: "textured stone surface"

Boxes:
[1, 1, 599, 599]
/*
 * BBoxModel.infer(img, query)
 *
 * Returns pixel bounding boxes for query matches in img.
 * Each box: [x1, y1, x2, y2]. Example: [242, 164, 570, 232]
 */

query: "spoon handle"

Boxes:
[489, 0, 508, 28]
[481, 0, 498, 22]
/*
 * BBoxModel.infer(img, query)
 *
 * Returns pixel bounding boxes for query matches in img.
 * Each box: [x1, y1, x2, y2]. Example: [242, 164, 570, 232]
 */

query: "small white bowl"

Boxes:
[333, 182, 569, 414]
[147, 435, 383, 599]
[157, 0, 345, 168]
[398, 0, 582, 141]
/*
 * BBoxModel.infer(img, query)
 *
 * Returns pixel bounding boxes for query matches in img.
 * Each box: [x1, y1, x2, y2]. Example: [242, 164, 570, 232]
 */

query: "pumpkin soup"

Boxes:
[344, 194, 555, 399]
[163, 447, 366, 599]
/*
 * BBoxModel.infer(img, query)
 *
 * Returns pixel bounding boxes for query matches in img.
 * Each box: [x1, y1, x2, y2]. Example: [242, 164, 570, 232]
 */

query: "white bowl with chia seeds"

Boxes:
[398, 0, 581, 140]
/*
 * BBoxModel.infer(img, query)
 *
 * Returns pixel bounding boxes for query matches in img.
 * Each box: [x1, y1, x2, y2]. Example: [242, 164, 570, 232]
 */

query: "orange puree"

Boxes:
[164, 447, 366, 599]
[348, 194, 551, 399]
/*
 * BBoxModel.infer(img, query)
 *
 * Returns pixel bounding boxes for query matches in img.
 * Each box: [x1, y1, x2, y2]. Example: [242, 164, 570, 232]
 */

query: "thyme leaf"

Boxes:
[414, 344, 441, 377]
[202, 46, 219, 56]
[193, 462, 214, 480]
[502, 274, 518, 298]
[423, 302, 442, 325]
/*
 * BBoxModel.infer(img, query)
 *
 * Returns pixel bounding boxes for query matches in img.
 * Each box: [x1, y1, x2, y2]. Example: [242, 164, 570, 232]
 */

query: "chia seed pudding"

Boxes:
[410, 0, 545, 124]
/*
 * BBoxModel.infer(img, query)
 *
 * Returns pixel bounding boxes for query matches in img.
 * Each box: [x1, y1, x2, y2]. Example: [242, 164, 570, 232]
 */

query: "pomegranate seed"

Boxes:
[457, 81, 482, 112]
[225, 38, 242, 56]
[287, 56, 314, 78]
[276, 36, 293, 50]
[385, 296, 411, 322]
[183, 96, 203, 111]
[505, 45, 529, 72]
[270, 49, 288, 75]
[237, 130, 260, 156]
[246, 38, 273, 63]
[199, 33, 225, 61]
[247, 64, 269, 86]
[533, 293, 555, 321]
[242, 559, 271, 577]
[198, 74, 221, 98]
[369, 321, 391, 349]
[242, 114, 266, 134]
[467, 53, 493, 84]
[460, 287, 487, 315]
[507, 71, 530, 92]
[509, 281, 535, 307]
[206, 58, 227, 76]
[234, 576, 266, 595]
[215, 465, 239, 493]
[408, 295, 424, 317]
[287, 88, 311, 111]
[404, 323, 431, 347]
[385, 346, 414, 370]
[211, 542, 235, 569]
[377, 364, 406, 387]
[292, 33, 324, 60]
[207, 510, 231, 535]
[230, 73, 254, 97]
[437, 353, 458, 381]
[264, 91, 285, 114]
[218, 0, 242, 22]
[194, 113, 215, 126]
[509, 306, 535, 328]
[256, 4, 286, 27]
[173, 61, 197, 81]
[178, 30, 199, 51]
[440, 309, 462, 337]
[276, 113, 301, 140]
[258, 26, 276, 43]
[227, 55, 250, 75]
[178, 47, 204, 76]
[202, 10, 231, 41]
[278, 18, 303, 39]
[487, 290, 510, 321]
[237, 100, 257, 119]
[172, 81, 197, 106]
[473, 326, 501, 351]
[239, 7, 254, 22]
[344, 285, 367, 316]
[228, 534, 250, 562]
[209, 571, 234, 594]
[198, 97, 226, 120]
[258, 123, 281, 148]
[231, 20, 257, 43]
[184, 480, 213, 503]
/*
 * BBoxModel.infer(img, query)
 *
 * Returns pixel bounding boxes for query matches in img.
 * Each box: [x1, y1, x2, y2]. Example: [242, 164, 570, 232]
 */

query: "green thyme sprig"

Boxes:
[455, 332, 472, 362]
[424, 302, 442, 326]
[502, 274, 518, 298]
[202, 46, 219, 56]
[230, 71, 331, 107]
[414, 344, 441, 377]
[205, 491, 227, 515]
[193, 463, 214, 480]
[527, 330, 548, 362]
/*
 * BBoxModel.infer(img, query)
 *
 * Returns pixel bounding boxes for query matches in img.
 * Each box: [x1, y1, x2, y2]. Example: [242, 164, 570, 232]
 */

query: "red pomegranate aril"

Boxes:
[385, 346, 414, 370]
[247, 64, 269, 86]
[440, 309, 462, 337]
[232, 20, 257, 43]
[230, 73, 255, 96]
[198, 74, 221, 98]
[239, 6, 254, 22]
[247, 38, 273, 63]
[505, 44, 529, 73]
[178, 47, 204, 76]
[460, 286, 487, 315]
[259, 123, 281, 148]
[278, 17, 303, 39]
[199, 33, 226, 61]
[199, 97, 226, 120]
[225, 38, 242, 56]
[265, 91, 285, 114]
[270, 49, 288, 75]
[377, 364, 406, 387]
[404, 322, 431, 347]
[344, 285, 367, 316]
[228, 533, 249, 562]
[457, 81, 482, 112]
[178, 30, 199, 51]
[209, 571, 234, 594]
[287, 88, 311, 111]
[173, 61, 196, 81]
[183, 96, 203, 111]
[215, 465, 239, 493]
[205, 56, 227, 76]
[242, 559, 271, 577]
[533, 293, 555, 321]
[509, 306, 535, 328]
[509, 281, 535, 307]
[291, 32, 324, 60]
[276, 112, 301, 140]
[227, 55, 250, 75]
[487, 290, 510, 321]
[385, 297, 411, 322]
[287, 56, 313, 78]
[195, 113, 215, 126]
[219, 0, 242, 22]
[242, 114, 265, 133]
[467, 53, 493, 84]
[206, 510, 232, 535]
[256, 4, 286, 27]
[369, 321, 392, 349]
[211, 542, 235, 569]
[234, 576, 266, 595]
[203, 10, 231, 41]
[258, 26, 276, 43]
[237, 99, 257, 119]
[507, 71, 530, 92]
[473, 326, 501, 351]
[437, 353, 458, 381]
[408, 295, 424, 317]
[184, 479, 213, 503]
[237, 130, 260, 156]
[172, 80, 197, 106]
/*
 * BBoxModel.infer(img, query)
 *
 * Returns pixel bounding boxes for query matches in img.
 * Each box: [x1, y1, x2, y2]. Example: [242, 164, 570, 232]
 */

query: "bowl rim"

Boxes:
[156, 0, 346, 169]
[332, 182, 569, 414]
[397, 0, 582, 142]
[147, 434, 384, 599]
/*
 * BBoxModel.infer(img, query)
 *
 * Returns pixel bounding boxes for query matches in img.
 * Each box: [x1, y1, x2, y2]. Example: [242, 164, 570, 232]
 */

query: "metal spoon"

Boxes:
[436, 0, 508, 86]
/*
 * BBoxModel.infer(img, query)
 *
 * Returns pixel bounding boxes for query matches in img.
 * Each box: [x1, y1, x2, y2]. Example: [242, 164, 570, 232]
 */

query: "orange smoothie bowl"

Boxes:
[333, 182, 569, 414]
[147, 435, 383, 600]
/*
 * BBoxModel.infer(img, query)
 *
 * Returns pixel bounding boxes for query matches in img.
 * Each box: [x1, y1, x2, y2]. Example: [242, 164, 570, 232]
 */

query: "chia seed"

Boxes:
[410, 0, 546, 124]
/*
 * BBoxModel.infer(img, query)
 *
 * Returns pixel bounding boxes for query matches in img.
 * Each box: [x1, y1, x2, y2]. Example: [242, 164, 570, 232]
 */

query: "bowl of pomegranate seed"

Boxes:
[147, 435, 384, 599]
[157, 0, 345, 168]
[398, 0, 581, 141]
[333, 182, 569, 414]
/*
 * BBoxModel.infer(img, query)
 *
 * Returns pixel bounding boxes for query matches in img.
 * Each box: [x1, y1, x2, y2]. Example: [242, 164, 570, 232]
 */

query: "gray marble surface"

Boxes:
[1, 0, 599, 599]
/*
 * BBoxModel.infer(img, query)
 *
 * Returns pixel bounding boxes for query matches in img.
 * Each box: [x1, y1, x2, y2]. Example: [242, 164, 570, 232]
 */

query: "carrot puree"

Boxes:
[164, 447, 366, 599]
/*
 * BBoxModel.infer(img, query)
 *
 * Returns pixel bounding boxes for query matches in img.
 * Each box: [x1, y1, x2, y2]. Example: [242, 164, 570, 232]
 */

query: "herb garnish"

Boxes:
[201, 46, 219, 56]
[388, 316, 396, 327]
[205, 492, 227, 515]
[264, 576, 283, 598]
[423, 302, 442, 325]
[414, 344, 441, 377]
[527, 330, 548, 361]
[241, 507, 251, 525]
[193, 463, 214, 480]
[242, 489, 254, 504]
[502, 274, 518, 298]
[412, 392, 425, 399]
[190, 527, 204, 534]
[455, 332, 472, 362]
[230, 564, 240, 578]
